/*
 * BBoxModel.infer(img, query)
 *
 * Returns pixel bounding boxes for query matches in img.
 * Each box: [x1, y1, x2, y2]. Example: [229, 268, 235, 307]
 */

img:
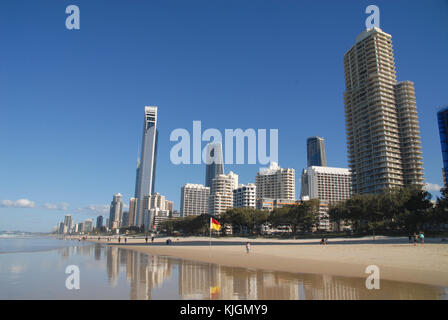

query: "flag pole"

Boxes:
[209, 217, 211, 258]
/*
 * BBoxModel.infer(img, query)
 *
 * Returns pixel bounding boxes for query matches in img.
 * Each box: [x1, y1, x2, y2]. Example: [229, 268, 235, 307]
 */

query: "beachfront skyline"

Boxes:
[1, 0, 448, 231]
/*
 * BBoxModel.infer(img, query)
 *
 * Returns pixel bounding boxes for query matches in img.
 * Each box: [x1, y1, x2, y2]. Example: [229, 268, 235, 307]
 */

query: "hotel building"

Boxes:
[233, 184, 256, 209]
[209, 172, 238, 216]
[344, 27, 424, 194]
[256, 162, 295, 201]
[301, 166, 352, 231]
[180, 184, 210, 217]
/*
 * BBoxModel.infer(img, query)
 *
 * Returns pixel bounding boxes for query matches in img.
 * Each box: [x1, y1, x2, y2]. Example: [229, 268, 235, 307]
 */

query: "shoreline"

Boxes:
[79, 235, 448, 287]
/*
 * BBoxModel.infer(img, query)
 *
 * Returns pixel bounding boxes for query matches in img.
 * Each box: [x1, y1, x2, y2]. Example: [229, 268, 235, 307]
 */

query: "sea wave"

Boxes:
[0, 233, 33, 239]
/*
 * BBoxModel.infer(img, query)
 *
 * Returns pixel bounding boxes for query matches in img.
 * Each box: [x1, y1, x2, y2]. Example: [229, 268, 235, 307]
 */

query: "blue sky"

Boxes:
[1, 0, 447, 232]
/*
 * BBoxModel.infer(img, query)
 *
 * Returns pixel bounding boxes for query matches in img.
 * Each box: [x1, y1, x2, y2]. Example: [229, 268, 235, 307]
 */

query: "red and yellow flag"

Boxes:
[210, 218, 221, 231]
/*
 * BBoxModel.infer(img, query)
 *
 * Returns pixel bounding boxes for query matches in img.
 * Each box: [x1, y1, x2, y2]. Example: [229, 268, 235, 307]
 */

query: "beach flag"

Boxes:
[209, 286, 221, 299]
[210, 218, 221, 231]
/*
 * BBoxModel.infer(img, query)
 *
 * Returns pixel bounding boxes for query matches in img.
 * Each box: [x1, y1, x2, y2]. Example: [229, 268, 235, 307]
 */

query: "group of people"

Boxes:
[409, 232, 425, 246]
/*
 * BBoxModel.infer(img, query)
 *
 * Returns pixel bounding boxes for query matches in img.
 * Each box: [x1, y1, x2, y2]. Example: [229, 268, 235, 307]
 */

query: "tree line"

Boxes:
[159, 187, 448, 237]
[159, 199, 320, 236]
[329, 186, 448, 234]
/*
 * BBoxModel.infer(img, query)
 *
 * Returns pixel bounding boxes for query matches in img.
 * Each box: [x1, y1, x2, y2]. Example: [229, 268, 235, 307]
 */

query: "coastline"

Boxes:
[80, 235, 448, 287]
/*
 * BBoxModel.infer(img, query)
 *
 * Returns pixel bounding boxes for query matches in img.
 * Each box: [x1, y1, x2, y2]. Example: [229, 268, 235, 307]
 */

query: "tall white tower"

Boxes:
[135, 106, 158, 227]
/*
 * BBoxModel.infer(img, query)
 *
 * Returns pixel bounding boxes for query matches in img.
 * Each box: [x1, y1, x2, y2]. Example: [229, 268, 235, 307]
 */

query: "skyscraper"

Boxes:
[121, 211, 129, 227]
[344, 27, 424, 194]
[437, 106, 448, 188]
[180, 184, 210, 217]
[83, 219, 94, 233]
[205, 142, 224, 189]
[96, 215, 104, 231]
[63, 214, 73, 234]
[256, 162, 295, 200]
[209, 172, 238, 216]
[109, 193, 123, 230]
[135, 106, 158, 227]
[128, 198, 137, 227]
[307, 137, 327, 167]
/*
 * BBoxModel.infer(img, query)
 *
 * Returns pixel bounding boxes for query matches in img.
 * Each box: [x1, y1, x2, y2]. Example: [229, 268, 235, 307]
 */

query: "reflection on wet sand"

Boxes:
[94, 245, 447, 300]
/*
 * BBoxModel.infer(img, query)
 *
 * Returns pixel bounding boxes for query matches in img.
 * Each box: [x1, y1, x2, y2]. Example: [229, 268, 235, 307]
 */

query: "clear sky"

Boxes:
[1, 0, 447, 232]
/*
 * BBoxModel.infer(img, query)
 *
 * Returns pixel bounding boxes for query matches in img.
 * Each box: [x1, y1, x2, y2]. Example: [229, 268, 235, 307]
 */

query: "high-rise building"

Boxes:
[205, 142, 224, 189]
[344, 27, 424, 194]
[109, 193, 123, 230]
[180, 184, 210, 217]
[58, 222, 65, 234]
[149, 193, 166, 210]
[437, 106, 448, 188]
[307, 137, 327, 167]
[209, 172, 238, 216]
[135, 106, 159, 227]
[63, 215, 73, 234]
[83, 219, 94, 233]
[122, 211, 129, 227]
[395, 81, 424, 186]
[256, 162, 295, 201]
[300, 166, 352, 231]
[140, 193, 167, 231]
[165, 200, 173, 214]
[233, 184, 256, 209]
[128, 198, 137, 227]
[301, 166, 352, 202]
[96, 215, 104, 230]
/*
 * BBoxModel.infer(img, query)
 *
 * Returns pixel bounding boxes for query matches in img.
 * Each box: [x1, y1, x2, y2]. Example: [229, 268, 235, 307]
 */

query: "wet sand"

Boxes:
[81, 235, 448, 287]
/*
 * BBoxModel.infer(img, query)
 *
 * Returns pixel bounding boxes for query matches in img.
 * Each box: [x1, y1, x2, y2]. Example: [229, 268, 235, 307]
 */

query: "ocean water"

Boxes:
[0, 236, 447, 300]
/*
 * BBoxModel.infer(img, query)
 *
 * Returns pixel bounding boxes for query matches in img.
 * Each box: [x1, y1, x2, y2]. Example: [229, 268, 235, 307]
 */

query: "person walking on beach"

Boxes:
[118, 236, 121, 243]
[124, 237, 127, 244]
[246, 242, 251, 254]
[419, 231, 424, 245]
[413, 232, 418, 246]
[151, 236, 154, 243]
[145, 236, 148, 244]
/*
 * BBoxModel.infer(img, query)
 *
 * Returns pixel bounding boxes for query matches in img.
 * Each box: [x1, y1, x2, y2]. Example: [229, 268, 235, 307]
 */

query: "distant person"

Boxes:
[320, 238, 325, 245]
[246, 242, 251, 254]
[419, 232, 424, 245]
[413, 233, 418, 246]
[118, 236, 121, 243]
[151, 236, 154, 243]
[124, 237, 127, 244]
[145, 236, 148, 244]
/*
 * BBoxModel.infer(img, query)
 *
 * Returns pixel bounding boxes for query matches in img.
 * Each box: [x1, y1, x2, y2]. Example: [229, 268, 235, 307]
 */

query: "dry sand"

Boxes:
[83, 235, 448, 287]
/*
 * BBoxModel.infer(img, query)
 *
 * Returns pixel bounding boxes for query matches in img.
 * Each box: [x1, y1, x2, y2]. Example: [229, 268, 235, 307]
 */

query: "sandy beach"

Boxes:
[82, 235, 448, 287]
